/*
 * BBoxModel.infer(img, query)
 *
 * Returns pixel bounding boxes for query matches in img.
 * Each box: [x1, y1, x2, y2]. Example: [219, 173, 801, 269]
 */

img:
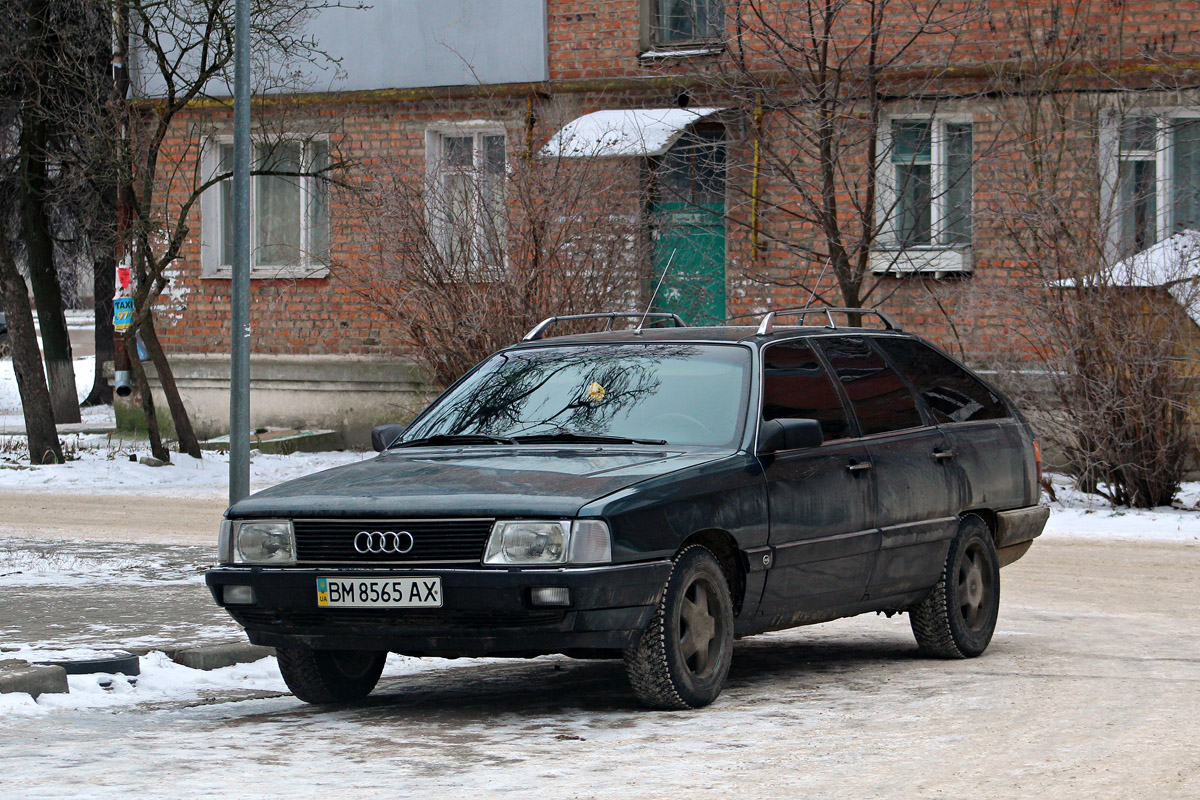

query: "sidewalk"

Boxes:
[0, 491, 225, 545]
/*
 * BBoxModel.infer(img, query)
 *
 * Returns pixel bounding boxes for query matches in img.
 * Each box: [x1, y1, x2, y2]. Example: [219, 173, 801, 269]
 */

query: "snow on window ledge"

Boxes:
[869, 248, 972, 276]
[639, 45, 724, 59]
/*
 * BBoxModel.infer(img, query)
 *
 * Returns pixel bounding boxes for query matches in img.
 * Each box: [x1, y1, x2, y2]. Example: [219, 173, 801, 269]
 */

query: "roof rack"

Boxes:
[522, 312, 688, 342]
[756, 307, 901, 336]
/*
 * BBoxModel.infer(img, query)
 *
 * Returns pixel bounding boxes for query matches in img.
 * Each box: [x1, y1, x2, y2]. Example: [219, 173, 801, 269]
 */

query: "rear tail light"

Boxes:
[1033, 440, 1043, 484]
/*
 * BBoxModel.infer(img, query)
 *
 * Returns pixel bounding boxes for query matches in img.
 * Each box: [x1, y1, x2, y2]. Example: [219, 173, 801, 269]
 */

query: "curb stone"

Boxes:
[0, 659, 68, 698]
[134, 642, 275, 671]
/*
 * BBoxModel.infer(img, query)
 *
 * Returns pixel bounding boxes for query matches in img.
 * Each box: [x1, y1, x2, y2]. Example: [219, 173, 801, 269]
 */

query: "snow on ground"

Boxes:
[0, 447, 368, 495]
[0, 651, 524, 717]
[0, 352, 368, 493]
[0, 538, 207, 588]
[1041, 473, 1200, 543]
[0, 355, 100, 419]
[0, 651, 286, 717]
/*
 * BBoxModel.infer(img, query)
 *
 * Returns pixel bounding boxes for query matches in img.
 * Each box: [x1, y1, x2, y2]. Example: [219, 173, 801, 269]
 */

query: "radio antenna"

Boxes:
[637, 247, 677, 333]
[802, 257, 832, 310]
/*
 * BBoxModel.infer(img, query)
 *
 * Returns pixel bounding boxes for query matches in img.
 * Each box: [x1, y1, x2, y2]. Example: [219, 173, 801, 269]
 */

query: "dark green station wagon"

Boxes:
[207, 308, 1048, 709]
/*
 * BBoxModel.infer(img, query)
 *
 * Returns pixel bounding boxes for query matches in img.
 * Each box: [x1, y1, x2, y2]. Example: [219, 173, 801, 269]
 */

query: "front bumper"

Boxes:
[205, 561, 671, 657]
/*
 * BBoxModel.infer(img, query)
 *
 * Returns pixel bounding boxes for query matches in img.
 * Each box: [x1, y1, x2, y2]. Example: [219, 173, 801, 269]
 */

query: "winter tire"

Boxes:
[624, 544, 734, 710]
[276, 647, 386, 704]
[909, 514, 1000, 658]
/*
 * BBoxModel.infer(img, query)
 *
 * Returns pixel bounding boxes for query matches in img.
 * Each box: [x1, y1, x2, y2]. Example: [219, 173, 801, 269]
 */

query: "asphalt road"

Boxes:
[2, 518, 1197, 799]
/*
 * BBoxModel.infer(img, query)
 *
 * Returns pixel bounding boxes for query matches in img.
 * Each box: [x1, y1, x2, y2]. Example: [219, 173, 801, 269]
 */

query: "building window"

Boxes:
[643, 0, 724, 51]
[880, 117, 973, 249]
[1114, 114, 1200, 256]
[427, 129, 506, 275]
[202, 137, 330, 278]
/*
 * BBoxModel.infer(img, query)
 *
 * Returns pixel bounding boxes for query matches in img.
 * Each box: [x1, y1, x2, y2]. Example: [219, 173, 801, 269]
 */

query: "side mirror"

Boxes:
[371, 424, 408, 452]
[757, 418, 824, 455]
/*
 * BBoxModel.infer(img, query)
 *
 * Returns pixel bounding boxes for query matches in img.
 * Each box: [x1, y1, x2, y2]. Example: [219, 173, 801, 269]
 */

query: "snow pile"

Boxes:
[1041, 473, 1200, 543]
[0, 650, 510, 717]
[0, 651, 286, 716]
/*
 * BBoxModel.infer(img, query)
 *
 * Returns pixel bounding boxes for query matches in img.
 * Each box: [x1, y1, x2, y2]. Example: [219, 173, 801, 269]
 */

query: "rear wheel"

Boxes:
[909, 515, 1000, 658]
[624, 545, 734, 709]
[276, 647, 386, 704]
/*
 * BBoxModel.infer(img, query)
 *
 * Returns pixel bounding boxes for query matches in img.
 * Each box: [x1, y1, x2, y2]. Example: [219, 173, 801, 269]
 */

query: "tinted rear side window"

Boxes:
[875, 338, 1009, 424]
[818, 337, 924, 435]
[762, 341, 852, 440]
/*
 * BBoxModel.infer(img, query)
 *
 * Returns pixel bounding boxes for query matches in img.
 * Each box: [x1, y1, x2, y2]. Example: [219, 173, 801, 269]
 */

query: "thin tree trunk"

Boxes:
[83, 252, 115, 406]
[124, 332, 168, 462]
[19, 0, 81, 424]
[0, 243, 62, 465]
[140, 314, 201, 457]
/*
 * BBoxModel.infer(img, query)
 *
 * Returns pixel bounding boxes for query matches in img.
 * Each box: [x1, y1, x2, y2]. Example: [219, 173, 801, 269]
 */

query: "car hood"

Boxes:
[228, 446, 733, 519]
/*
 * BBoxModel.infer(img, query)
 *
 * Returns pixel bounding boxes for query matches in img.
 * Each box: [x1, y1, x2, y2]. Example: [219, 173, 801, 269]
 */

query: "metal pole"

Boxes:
[229, 0, 251, 504]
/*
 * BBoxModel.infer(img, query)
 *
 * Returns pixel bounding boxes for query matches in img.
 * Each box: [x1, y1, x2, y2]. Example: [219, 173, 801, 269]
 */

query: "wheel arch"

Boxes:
[962, 508, 996, 540]
[676, 528, 746, 616]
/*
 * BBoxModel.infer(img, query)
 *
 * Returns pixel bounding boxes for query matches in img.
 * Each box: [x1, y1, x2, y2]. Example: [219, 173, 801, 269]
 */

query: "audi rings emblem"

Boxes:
[354, 530, 416, 555]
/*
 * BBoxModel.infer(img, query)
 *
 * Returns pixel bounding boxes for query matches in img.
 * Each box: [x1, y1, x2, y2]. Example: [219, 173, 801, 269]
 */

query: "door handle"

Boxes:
[933, 450, 956, 461]
[847, 461, 872, 473]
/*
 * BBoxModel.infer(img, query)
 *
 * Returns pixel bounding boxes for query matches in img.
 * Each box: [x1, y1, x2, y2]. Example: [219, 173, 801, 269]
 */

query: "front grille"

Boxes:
[292, 518, 494, 564]
[230, 607, 565, 630]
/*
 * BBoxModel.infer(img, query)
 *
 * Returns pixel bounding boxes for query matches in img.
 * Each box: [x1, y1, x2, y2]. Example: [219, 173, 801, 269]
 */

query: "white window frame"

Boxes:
[871, 113, 974, 275]
[639, 0, 726, 56]
[200, 135, 330, 280]
[1100, 109, 1200, 261]
[424, 123, 508, 279]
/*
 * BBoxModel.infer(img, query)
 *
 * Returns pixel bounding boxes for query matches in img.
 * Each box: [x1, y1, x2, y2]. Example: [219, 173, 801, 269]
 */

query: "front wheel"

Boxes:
[276, 647, 387, 704]
[624, 545, 734, 709]
[909, 515, 1000, 658]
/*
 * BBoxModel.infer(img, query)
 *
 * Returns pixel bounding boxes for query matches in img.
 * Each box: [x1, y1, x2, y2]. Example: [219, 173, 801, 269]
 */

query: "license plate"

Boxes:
[316, 577, 442, 608]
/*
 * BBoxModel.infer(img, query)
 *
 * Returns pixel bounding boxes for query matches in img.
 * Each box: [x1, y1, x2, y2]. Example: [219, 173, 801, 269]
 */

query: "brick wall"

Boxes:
[153, 1, 1200, 377]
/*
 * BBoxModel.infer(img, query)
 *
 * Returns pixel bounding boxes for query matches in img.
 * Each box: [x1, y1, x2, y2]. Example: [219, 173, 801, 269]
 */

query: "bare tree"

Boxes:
[116, 0, 355, 460]
[0, 0, 120, 461]
[340, 116, 649, 387]
[716, 0, 984, 312]
[980, 0, 1200, 507]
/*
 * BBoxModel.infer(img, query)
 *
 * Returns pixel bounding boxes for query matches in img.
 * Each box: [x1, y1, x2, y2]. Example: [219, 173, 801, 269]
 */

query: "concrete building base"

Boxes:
[143, 354, 440, 449]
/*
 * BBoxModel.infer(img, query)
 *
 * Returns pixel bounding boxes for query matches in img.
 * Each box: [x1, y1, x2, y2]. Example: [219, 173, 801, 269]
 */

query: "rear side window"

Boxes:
[875, 338, 1009, 424]
[762, 341, 852, 440]
[817, 337, 924, 435]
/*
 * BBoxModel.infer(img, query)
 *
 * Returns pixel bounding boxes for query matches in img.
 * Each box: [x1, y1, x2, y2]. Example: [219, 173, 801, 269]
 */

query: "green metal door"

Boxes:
[650, 127, 726, 325]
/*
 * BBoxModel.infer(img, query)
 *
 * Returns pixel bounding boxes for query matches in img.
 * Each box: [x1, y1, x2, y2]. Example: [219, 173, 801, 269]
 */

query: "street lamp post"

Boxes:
[229, 0, 251, 505]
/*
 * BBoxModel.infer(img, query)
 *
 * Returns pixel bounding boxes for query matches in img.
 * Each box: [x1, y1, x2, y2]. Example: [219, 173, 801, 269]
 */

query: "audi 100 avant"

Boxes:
[207, 309, 1048, 709]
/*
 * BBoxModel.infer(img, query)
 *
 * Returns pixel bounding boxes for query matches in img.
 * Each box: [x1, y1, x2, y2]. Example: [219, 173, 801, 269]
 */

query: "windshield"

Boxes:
[402, 343, 752, 448]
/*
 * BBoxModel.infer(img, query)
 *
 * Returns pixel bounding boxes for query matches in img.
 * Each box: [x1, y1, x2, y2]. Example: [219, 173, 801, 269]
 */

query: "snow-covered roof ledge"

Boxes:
[1055, 230, 1200, 326]
[540, 107, 724, 158]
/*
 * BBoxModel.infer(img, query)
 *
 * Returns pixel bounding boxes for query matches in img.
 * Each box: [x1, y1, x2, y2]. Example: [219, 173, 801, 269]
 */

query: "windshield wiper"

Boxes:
[392, 433, 517, 449]
[513, 432, 667, 446]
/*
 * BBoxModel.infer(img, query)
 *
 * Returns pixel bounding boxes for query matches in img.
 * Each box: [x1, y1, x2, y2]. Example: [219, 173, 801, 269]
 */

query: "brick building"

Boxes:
[141, 1, 1200, 443]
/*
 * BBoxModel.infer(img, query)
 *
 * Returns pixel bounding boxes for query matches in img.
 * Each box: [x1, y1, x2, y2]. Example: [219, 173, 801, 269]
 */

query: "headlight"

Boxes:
[483, 520, 611, 566]
[221, 519, 296, 565]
